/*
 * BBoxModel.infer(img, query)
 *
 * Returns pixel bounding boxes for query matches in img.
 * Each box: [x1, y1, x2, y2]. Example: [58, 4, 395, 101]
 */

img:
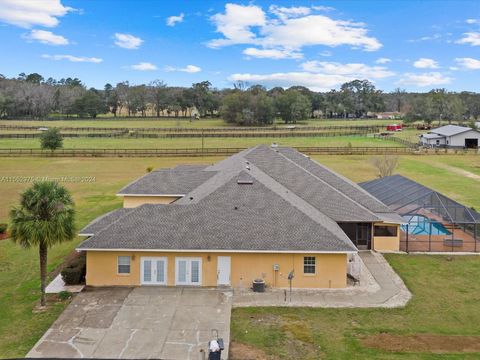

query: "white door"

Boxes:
[217, 256, 231, 286]
[175, 257, 202, 285]
[141, 257, 167, 285]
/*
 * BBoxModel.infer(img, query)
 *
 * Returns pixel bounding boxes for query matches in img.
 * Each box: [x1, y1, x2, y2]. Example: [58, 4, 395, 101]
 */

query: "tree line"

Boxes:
[0, 73, 479, 126]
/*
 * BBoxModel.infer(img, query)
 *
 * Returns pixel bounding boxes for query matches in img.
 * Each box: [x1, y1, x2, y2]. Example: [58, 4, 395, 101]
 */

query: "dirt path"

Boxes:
[435, 163, 480, 181]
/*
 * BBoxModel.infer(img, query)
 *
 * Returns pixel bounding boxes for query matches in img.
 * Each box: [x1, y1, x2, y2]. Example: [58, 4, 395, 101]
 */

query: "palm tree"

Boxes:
[10, 181, 75, 307]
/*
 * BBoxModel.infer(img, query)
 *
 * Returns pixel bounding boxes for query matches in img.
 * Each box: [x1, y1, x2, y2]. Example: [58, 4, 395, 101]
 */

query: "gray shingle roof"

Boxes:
[79, 208, 133, 235]
[117, 169, 217, 195]
[78, 172, 356, 252]
[245, 147, 379, 222]
[79, 145, 402, 253]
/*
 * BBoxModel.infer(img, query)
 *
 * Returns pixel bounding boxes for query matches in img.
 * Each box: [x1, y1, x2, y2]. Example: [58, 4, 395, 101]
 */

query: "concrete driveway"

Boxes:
[27, 287, 232, 359]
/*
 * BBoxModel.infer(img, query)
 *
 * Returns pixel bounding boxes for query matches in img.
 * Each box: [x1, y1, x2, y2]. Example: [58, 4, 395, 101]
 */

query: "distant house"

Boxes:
[419, 125, 480, 148]
[370, 112, 403, 120]
[77, 146, 403, 289]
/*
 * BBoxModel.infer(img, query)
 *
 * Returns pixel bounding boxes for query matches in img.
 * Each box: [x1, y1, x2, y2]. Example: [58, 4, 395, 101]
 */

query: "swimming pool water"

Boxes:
[401, 215, 451, 236]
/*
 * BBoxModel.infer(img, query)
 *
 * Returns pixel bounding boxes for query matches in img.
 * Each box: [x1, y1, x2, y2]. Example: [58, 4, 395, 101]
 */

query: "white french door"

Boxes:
[175, 257, 202, 286]
[141, 257, 167, 285]
[217, 256, 231, 286]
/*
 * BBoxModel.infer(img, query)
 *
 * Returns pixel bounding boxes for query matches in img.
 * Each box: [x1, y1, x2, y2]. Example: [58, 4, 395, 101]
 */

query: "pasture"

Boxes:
[0, 152, 479, 358]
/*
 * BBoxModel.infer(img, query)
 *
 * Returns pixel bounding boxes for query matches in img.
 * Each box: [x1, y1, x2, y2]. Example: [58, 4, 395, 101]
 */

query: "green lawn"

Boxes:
[0, 135, 401, 150]
[0, 153, 479, 358]
[231, 254, 480, 359]
[0, 118, 397, 129]
[0, 156, 219, 358]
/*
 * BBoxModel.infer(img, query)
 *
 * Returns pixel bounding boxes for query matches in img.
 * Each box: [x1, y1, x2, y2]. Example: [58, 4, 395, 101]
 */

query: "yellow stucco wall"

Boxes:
[373, 223, 400, 251]
[86, 251, 348, 288]
[122, 196, 180, 208]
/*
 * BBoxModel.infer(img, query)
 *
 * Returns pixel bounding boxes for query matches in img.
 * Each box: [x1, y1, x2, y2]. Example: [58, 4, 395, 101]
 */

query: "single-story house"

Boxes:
[420, 125, 480, 148]
[77, 146, 403, 289]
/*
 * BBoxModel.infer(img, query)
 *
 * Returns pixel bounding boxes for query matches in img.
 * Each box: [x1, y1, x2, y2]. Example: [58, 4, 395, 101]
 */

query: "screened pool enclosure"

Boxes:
[360, 175, 480, 252]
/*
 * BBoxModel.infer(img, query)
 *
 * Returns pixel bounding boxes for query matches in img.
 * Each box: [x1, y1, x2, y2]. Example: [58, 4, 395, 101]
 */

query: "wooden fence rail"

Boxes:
[0, 147, 415, 157]
[0, 124, 385, 133]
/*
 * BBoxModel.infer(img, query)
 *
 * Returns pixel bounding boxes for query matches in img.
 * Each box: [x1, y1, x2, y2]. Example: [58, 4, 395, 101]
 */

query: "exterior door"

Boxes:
[217, 256, 231, 286]
[356, 223, 371, 249]
[175, 257, 202, 285]
[141, 257, 167, 285]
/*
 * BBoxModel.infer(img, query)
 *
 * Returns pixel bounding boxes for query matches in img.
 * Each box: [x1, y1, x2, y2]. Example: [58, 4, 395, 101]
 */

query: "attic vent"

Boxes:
[271, 143, 278, 148]
[237, 180, 253, 185]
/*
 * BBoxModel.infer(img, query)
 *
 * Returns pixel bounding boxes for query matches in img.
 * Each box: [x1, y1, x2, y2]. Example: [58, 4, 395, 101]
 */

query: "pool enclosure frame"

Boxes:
[360, 175, 480, 253]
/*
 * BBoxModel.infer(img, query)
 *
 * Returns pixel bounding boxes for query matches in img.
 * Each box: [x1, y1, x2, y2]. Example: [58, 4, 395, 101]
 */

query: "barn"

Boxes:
[419, 125, 480, 148]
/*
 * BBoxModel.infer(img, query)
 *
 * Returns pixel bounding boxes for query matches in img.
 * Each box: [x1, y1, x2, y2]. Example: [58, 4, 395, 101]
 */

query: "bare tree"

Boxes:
[370, 154, 399, 178]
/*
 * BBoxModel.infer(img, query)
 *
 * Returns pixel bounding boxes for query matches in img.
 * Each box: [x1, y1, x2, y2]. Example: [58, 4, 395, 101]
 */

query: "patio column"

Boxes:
[429, 222, 432, 252]
[475, 224, 477, 253]
[406, 224, 409, 253]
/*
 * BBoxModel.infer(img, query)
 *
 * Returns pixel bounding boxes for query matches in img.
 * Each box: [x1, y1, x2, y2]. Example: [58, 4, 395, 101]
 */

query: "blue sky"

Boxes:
[0, 0, 479, 92]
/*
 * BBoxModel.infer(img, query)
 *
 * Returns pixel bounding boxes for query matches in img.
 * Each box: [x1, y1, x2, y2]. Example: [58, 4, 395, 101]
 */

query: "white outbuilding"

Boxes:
[420, 125, 480, 148]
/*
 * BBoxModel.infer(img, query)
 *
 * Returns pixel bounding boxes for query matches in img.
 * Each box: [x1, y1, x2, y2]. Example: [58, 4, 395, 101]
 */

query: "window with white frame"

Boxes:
[303, 256, 316, 274]
[118, 256, 131, 274]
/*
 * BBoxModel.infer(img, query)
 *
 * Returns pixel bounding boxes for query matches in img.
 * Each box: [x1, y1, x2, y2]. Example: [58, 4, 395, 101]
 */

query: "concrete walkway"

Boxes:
[45, 274, 84, 294]
[233, 251, 412, 308]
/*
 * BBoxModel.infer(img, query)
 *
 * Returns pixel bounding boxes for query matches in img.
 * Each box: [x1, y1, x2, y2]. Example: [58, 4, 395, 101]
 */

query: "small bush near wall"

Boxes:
[61, 253, 86, 285]
[0, 224, 7, 234]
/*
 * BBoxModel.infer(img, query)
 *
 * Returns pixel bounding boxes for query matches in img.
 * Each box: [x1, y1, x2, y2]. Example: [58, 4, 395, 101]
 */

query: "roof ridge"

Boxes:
[247, 166, 355, 249]
[273, 148, 380, 220]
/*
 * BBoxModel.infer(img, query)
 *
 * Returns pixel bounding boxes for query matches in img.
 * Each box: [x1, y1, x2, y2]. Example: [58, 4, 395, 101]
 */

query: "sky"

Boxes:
[0, 0, 479, 92]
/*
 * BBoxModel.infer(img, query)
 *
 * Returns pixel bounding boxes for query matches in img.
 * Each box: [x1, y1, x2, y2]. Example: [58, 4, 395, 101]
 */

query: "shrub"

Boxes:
[40, 128, 63, 151]
[146, 166, 153, 173]
[58, 291, 72, 300]
[61, 253, 86, 285]
[0, 223, 7, 234]
[61, 266, 82, 285]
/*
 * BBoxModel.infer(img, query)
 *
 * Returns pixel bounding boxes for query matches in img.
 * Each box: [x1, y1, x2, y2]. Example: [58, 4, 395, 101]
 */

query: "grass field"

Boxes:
[0, 135, 401, 149]
[0, 152, 479, 358]
[0, 118, 397, 129]
[231, 254, 480, 359]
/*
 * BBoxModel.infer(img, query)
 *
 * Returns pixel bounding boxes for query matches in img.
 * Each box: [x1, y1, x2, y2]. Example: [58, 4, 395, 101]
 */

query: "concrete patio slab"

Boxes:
[27, 287, 232, 360]
[232, 251, 412, 308]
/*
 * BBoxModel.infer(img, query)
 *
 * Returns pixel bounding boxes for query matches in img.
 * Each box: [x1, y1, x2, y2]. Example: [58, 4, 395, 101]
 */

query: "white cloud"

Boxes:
[166, 13, 184, 26]
[408, 34, 441, 42]
[311, 5, 335, 12]
[208, 4, 266, 48]
[457, 32, 480, 46]
[243, 47, 302, 59]
[165, 64, 201, 73]
[114, 33, 143, 49]
[466, 19, 479, 24]
[375, 57, 391, 64]
[228, 71, 353, 92]
[130, 62, 157, 71]
[455, 57, 480, 70]
[0, 0, 74, 28]
[207, 3, 381, 59]
[269, 5, 311, 21]
[300, 61, 395, 78]
[228, 60, 394, 91]
[24, 29, 68, 45]
[397, 72, 452, 87]
[413, 58, 439, 69]
[41, 54, 102, 63]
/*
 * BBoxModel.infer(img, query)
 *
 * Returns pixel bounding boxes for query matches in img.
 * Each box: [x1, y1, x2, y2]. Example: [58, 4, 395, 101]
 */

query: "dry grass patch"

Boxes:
[362, 333, 480, 353]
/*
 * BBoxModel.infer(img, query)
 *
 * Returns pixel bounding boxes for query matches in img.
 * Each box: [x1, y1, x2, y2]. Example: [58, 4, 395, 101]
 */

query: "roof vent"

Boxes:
[237, 180, 253, 185]
[189, 196, 193, 200]
[271, 142, 278, 148]
[246, 165, 251, 171]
